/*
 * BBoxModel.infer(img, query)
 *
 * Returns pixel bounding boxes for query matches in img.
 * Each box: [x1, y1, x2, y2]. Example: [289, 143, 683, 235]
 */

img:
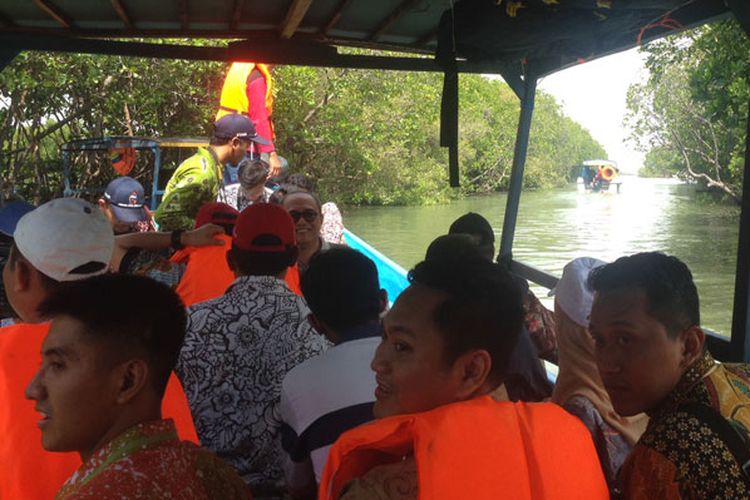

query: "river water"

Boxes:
[343, 176, 741, 337]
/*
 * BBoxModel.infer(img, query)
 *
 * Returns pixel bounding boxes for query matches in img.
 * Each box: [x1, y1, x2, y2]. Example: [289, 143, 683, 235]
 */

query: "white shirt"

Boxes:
[280, 330, 380, 486]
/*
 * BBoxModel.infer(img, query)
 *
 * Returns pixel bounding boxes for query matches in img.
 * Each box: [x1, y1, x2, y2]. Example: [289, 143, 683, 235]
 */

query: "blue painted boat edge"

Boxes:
[343, 228, 410, 304]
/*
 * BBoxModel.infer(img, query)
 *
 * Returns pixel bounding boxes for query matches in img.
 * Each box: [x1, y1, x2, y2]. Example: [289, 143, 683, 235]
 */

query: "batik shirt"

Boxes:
[620, 352, 750, 499]
[176, 275, 330, 492]
[56, 419, 249, 499]
[217, 183, 272, 212]
[155, 147, 224, 231]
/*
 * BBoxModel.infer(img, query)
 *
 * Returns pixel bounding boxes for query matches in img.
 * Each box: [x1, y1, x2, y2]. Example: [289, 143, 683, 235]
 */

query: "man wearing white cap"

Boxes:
[0, 198, 198, 499]
[549, 257, 648, 496]
[0, 198, 114, 500]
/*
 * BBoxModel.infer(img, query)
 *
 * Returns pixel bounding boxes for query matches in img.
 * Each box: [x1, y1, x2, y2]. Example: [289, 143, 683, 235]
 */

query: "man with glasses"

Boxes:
[155, 114, 269, 231]
[281, 189, 346, 277]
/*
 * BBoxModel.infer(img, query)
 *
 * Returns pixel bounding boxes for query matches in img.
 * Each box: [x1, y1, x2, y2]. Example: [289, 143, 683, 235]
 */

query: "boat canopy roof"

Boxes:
[0, 0, 745, 83]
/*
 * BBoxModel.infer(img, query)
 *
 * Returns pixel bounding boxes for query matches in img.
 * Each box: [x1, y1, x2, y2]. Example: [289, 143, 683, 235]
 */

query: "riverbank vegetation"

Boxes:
[1, 48, 604, 205]
[627, 20, 749, 205]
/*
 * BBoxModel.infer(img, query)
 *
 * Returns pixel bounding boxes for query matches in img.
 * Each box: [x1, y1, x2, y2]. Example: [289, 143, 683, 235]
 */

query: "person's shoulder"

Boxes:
[75, 442, 250, 499]
[282, 343, 338, 393]
[283, 337, 378, 389]
[561, 395, 604, 423]
[173, 149, 206, 171]
[641, 407, 708, 446]
[636, 407, 750, 490]
[185, 295, 232, 328]
[718, 361, 750, 386]
[190, 444, 251, 499]
[338, 456, 417, 500]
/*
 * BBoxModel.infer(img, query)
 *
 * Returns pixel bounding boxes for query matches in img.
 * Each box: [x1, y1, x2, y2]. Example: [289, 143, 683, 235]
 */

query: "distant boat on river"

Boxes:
[576, 160, 622, 194]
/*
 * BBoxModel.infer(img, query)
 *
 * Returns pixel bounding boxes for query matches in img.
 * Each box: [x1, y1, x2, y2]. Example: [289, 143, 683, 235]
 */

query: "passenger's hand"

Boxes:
[268, 152, 282, 178]
[183, 223, 226, 247]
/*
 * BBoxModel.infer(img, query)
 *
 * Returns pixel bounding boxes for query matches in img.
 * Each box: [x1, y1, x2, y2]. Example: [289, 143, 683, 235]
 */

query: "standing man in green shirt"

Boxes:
[155, 114, 269, 231]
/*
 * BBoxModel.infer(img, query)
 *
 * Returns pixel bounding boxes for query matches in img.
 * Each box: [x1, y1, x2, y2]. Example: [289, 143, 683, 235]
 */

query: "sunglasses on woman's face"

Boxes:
[289, 209, 319, 223]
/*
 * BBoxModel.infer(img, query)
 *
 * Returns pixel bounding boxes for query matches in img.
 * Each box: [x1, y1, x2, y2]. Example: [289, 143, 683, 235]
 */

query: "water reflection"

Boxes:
[343, 177, 739, 336]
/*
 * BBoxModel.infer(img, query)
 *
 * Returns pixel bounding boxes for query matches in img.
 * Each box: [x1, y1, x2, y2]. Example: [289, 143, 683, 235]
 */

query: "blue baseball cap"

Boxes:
[0, 201, 35, 237]
[213, 114, 270, 145]
[103, 176, 149, 223]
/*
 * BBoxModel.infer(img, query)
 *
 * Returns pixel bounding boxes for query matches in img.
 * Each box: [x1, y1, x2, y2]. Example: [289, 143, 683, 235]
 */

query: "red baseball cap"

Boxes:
[232, 203, 296, 252]
[195, 202, 240, 228]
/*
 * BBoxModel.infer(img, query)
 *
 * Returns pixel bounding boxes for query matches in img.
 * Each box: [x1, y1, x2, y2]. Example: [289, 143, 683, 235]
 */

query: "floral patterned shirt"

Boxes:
[564, 395, 632, 496]
[176, 275, 330, 493]
[620, 352, 750, 499]
[524, 290, 558, 363]
[56, 419, 249, 499]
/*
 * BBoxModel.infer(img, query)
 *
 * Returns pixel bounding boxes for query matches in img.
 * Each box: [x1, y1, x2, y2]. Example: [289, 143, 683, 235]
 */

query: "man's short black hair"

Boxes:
[449, 213, 495, 246]
[282, 188, 322, 211]
[425, 234, 487, 262]
[285, 173, 316, 192]
[208, 136, 232, 146]
[270, 185, 323, 210]
[238, 159, 269, 189]
[408, 257, 523, 387]
[37, 273, 187, 396]
[588, 251, 700, 336]
[229, 246, 296, 276]
[302, 248, 381, 334]
[8, 242, 60, 292]
[448, 213, 495, 261]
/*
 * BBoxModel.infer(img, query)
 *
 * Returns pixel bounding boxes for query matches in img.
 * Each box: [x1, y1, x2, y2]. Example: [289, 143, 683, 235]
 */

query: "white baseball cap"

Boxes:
[549, 257, 607, 327]
[14, 198, 114, 282]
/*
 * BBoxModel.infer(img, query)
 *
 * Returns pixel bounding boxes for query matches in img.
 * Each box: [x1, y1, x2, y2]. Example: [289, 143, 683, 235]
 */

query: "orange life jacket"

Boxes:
[284, 261, 303, 296]
[172, 234, 235, 307]
[0, 322, 199, 500]
[216, 62, 274, 122]
[320, 396, 609, 500]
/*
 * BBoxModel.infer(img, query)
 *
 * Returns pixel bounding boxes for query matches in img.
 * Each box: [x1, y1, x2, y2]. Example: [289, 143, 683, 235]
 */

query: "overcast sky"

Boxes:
[537, 47, 649, 174]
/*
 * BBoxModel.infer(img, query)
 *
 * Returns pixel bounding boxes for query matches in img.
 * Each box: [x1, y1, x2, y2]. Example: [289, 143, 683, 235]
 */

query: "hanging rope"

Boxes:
[636, 2, 691, 45]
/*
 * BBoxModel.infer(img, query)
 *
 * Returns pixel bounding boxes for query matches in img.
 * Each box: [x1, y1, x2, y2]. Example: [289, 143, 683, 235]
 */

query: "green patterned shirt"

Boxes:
[155, 147, 223, 231]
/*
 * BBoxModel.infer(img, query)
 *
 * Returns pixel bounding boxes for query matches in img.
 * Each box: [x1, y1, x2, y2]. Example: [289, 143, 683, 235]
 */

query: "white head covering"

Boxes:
[549, 257, 605, 327]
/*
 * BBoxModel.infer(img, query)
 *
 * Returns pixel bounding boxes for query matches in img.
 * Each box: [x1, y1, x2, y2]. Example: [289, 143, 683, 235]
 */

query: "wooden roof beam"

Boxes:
[32, 0, 73, 28]
[230, 0, 245, 31]
[370, 0, 422, 41]
[178, 0, 188, 30]
[111, 0, 134, 30]
[280, 0, 314, 39]
[322, 0, 352, 34]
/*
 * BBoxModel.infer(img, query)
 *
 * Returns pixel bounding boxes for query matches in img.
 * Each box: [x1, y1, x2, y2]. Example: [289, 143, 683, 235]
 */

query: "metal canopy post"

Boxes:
[151, 146, 162, 210]
[727, 98, 750, 362]
[498, 73, 537, 262]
